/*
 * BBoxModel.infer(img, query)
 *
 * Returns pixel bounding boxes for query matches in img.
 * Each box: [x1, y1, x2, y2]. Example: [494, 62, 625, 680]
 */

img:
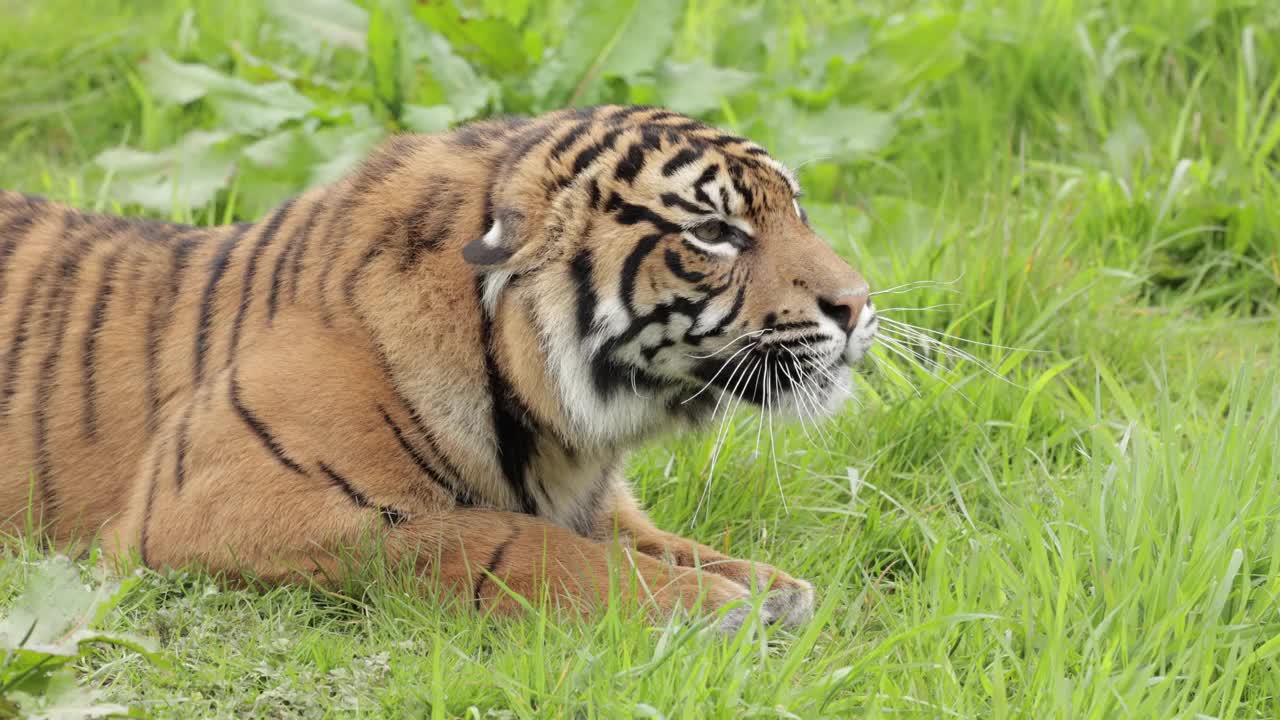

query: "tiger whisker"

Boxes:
[681, 328, 770, 360]
[680, 339, 759, 405]
[876, 335, 978, 406]
[754, 355, 770, 453]
[868, 344, 922, 397]
[875, 303, 962, 314]
[693, 354, 759, 525]
[777, 360, 823, 448]
[763, 354, 788, 513]
[879, 316, 1044, 355]
[869, 275, 963, 297]
[879, 321, 1025, 388]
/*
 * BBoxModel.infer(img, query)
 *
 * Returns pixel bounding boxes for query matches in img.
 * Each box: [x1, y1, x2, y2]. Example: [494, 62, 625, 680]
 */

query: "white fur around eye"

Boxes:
[682, 232, 739, 257]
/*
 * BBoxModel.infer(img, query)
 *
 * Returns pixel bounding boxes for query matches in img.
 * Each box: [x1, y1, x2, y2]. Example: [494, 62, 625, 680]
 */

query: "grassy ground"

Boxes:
[2, 0, 1279, 717]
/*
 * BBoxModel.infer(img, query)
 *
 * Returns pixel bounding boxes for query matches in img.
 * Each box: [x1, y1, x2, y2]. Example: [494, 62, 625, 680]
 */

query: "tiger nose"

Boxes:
[818, 292, 868, 333]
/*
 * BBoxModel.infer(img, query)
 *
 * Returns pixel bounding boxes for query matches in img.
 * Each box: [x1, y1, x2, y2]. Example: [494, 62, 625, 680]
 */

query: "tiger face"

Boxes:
[464, 106, 877, 444]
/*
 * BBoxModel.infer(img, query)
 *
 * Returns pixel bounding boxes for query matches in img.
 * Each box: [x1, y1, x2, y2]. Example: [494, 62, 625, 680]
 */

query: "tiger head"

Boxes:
[463, 106, 877, 446]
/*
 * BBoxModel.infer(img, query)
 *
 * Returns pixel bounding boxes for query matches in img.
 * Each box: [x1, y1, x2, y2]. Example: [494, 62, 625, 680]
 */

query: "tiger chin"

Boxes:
[0, 105, 877, 634]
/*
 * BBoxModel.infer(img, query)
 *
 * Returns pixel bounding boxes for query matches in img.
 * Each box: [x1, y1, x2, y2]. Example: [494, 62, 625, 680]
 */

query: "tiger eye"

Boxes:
[691, 221, 726, 243]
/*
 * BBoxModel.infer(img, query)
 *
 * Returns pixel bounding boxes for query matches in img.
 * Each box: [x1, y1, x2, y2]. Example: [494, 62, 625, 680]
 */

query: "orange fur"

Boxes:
[0, 106, 875, 631]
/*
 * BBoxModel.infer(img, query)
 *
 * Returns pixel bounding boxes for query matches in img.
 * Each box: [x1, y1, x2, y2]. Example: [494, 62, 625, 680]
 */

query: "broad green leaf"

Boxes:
[530, 0, 686, 109]
[400, 105, 455, 134]
[402, 26, 497, 121]
[0, 557, 153, 659]
[412, 1, 527, 74]
[368, 3, 402, 110]
[265, 0, 368, 53]
[306, 125, 387, 186]
[140, 51, 314, 134]
[94, 130, 238, 212]
[481, 0, 532, 26]
[658, 60, 757, 115]
[767, 103, 896, 165]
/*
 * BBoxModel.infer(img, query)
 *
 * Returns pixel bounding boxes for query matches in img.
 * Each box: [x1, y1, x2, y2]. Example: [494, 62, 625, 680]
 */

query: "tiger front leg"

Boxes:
[101, 364, 755, 631]
[598, 487, 815, 628]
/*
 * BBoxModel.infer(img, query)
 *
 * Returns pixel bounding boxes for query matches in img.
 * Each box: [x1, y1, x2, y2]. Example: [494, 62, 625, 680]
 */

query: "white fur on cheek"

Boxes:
[482, 270, 513, 314]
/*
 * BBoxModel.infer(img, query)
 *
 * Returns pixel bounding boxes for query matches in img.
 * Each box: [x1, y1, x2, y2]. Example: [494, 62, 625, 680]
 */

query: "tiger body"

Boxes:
[0, 106, 876, 630]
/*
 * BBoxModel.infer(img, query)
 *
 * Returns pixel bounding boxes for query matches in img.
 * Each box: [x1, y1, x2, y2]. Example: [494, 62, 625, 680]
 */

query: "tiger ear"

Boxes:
[462, 210, 524, 267]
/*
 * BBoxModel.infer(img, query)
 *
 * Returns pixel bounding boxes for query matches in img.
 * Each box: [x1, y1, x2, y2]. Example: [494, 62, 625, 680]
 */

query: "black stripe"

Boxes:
[769, 320, 821, 333]
[0, 214, 68, 421]
[586, 178, 602, 210]
[145, 231, 203, 434]
[228, 198, 297, 366]
[614, 201, 681, 234]
[589, 340, 667, 399]
[696, 282, 747, 340]
[661, 147, 704, 176]
[660, 192, 713, 215]
[571, 142, 607, 178]
[568, 471, 612, 537]
[643, 110, 681, 123]
[473, 528, 518, 603]
[744, 146, 769, 156]
[641, 338, 675, 362]
[620, 233, 663, 313]
[476, 277, 538, 515]
[345, 245, 384, 308]
[139, 442, 164, 568]
[692, 165, 721, 210]
[318, 462, 406, 526]
[548, 120, 592, 161]
[402, 185, 461, 271]
[604, 105, 652, 125]
[269, 197, 325, 322]
[403, 404, 468, 491]
[664, 249, 707, 283]
[569, 250, 597, 339]
[379, 405, 472, 505]
[31, 217, 102, 514]
[229, 371, 305, 475]
[708, 134, 749, 147]
[193, 226, 248, 384]
[614, 142, 647, 183]
[0, 202, 40, 301]
[173, 405, 192, 492]
[290, 200, 333, 305]
[728, 164, 755, 212]
[667, 120, 705, 133]
[81, 248, 124, 439]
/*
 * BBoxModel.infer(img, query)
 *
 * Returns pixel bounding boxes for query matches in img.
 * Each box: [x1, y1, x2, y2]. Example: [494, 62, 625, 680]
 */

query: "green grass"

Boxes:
[2, 0, 1279, 717]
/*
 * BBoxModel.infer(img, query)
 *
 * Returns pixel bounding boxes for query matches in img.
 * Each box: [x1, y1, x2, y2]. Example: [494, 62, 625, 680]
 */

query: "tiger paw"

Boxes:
[711, 573, 814, 633]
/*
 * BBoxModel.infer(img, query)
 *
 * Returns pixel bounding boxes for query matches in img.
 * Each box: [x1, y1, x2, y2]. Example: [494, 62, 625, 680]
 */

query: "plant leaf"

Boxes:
[94, 130, 238, 212]
[264, 0, 369, 53]
[530, 0, 686, 108]
[658, 60, 757, 115]
[140, 51, 315, 134]
[400, 105, 455, 134]
[766, 103, 897, 166]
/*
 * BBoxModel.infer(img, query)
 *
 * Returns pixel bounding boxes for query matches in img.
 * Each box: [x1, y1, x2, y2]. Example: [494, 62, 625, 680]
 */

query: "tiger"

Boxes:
[0, 105, 877, 632]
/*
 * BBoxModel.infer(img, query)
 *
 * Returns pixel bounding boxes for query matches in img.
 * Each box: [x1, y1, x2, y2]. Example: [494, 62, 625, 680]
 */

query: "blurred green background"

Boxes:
[2, 1, 1279, 718]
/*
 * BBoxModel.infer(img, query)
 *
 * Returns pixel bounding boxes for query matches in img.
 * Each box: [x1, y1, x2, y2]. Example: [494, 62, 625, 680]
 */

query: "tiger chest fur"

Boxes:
[0, 105, 877, 631]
